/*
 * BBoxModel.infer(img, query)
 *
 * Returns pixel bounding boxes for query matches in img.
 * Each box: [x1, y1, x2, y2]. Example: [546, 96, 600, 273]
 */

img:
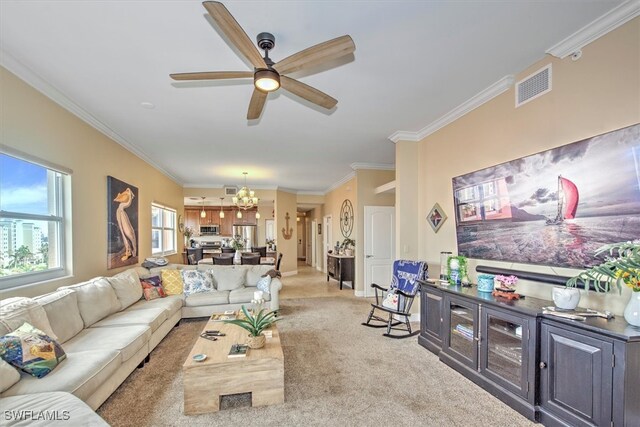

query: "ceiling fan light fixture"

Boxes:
[254, 69, 280, 92]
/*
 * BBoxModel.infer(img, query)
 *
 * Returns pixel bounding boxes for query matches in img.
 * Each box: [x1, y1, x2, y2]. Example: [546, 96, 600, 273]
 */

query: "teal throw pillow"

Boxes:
[0, 322, 67, 378]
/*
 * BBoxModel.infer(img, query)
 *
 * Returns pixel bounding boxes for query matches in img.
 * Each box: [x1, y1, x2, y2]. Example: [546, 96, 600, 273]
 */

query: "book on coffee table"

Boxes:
[228, 344, 248, 358]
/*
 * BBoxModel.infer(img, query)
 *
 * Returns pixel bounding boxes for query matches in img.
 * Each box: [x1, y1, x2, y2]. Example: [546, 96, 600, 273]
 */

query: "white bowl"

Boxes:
[552, 287, 581, 310]
[192, 353, 207, 362]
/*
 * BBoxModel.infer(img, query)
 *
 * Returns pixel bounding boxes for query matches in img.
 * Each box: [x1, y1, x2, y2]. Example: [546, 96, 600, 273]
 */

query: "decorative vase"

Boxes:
[247, 334, 266, 349]
[477, 274, 495, 293]
[552, 286, 581, 310]
[624, 291, 640, 327]
[234, 250, 241, 264]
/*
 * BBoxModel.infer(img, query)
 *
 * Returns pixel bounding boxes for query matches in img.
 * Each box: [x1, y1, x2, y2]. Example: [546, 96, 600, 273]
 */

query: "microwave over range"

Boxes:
[199, 225, 220, 235]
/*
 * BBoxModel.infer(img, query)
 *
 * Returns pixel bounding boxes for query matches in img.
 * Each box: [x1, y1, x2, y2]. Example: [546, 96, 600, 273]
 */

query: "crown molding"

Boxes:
[296, 190, 325, 196]
[546, 0, 640, 59]
[0, 50, 183, 186]
[325, 171, 356, 194]
[388, 75, 515, 143]
[349, 162, 395, 171]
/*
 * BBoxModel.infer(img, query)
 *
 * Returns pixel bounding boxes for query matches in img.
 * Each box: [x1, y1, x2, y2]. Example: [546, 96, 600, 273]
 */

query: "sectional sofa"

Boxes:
[0, 264, 282, 426]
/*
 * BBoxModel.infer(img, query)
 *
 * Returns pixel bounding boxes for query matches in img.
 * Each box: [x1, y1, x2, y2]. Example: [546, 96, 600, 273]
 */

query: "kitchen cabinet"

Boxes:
[233, 209, 256, 225]
[220, 212, 234, 236]
[326, 254, 354, 290]
[184, 209, 200, 232]
[418, 280, 640, 425]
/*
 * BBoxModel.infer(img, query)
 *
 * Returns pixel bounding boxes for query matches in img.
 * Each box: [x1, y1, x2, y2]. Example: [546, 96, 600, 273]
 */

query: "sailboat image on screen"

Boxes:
[546, 175, 579, 225]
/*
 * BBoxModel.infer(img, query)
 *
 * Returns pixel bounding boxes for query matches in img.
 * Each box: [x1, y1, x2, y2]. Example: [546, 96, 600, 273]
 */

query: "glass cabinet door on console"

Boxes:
[480, 307, 531, 400]
[443, 295, 478, 369]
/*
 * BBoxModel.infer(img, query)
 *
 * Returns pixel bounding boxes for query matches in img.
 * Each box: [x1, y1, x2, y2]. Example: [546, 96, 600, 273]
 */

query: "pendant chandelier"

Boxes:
[200, 197, 206, 218]
[233, 172, 258, 210]
[219, 197, 225, 219]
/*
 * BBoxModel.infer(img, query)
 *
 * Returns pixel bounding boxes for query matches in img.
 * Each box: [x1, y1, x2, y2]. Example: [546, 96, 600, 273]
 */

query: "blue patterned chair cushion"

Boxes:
[181, 270, 215, 297]
[0, 322, 67, 378]
[383, 260, 428, 311]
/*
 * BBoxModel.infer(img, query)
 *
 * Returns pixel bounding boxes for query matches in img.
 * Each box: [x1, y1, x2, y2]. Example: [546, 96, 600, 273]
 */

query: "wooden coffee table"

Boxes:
[183, 316, 284, 415]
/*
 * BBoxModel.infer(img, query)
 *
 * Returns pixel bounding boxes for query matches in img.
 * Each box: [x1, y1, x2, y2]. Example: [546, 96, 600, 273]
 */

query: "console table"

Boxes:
[326, 254, 354, 290]
[418, 280, 640, 426]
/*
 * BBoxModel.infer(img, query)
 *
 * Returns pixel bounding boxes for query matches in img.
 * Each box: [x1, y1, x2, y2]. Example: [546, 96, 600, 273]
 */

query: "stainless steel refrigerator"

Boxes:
[232, 225, 257, 250]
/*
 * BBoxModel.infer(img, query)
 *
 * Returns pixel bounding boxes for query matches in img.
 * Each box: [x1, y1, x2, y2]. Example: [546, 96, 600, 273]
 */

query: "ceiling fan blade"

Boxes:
[274, 35, 355, 75]
[203, 1, 267, 69]
[247, 89, 268, 120]
[170, 71, 253, 81]
[280, 76, 337, 110]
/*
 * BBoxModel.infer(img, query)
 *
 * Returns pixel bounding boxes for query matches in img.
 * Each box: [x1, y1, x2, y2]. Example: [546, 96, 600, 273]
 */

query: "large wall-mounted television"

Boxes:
[452, 123, 640, 269]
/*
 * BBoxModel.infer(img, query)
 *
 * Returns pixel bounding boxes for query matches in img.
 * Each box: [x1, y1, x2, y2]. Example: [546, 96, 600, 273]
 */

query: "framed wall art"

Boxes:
[427, 202, 447, 233]
[107, 176, 139, 269]
[452, 123, 640, 269]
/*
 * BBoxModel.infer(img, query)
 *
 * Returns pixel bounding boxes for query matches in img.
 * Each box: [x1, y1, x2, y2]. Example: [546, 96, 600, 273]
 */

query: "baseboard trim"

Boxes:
[355, 290, 365, 297]
[281, 270, 298, 277]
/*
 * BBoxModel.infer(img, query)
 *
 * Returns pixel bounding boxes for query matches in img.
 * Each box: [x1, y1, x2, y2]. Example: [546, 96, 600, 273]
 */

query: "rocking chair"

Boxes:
[362, 260, 428, 338]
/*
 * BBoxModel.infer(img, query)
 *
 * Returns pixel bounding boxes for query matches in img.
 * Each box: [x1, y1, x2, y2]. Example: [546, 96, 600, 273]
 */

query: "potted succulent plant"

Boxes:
[566, 240, 640, 326]
[223, 305, 279, 349]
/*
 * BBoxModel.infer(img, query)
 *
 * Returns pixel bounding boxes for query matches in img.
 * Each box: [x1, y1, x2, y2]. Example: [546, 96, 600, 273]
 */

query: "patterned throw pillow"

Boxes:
[181, 270, 214, 297]
[161, 269, 184, 295]
[0, 323, 67, 378]
[140, 276, 166, 301]
[256, 275, 272, 294]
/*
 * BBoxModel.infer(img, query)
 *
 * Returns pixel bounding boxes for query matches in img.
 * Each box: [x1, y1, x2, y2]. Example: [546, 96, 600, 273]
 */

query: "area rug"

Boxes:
[97, 297, 535, 426]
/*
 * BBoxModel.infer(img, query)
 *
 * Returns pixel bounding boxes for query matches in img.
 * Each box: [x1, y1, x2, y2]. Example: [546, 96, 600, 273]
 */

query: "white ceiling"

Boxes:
[0, 0, 625, 193]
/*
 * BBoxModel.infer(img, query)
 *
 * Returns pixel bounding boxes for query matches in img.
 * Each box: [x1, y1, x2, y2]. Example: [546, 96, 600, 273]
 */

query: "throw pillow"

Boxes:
[256, 275, 272, 294]
[0, 323, 67, 378]
[382, 290, 399, 310]
[181, 270, 214, 297]
[161, 269, 184, 295]
[140, 276, 166, 301]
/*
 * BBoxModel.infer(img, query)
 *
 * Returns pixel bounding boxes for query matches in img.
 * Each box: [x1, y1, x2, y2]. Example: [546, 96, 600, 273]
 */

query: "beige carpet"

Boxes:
[97, 297, 536, 426]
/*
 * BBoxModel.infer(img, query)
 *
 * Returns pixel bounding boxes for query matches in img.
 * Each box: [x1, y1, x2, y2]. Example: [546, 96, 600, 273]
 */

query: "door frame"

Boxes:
[363, 206, 395, 297]
[322, 215, 332, 273]
[311, 219, 317, 268]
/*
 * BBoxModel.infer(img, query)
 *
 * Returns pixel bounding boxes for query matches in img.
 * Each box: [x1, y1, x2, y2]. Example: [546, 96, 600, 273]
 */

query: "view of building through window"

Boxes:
[0, 154, 65, 282]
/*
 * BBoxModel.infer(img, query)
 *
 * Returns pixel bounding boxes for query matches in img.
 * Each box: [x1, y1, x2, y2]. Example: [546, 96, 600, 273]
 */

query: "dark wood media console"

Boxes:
[418, 280, 640, 426]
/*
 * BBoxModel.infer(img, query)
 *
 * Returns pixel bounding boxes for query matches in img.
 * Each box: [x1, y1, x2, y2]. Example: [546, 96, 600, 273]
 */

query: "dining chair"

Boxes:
[241, 255, 260, 265]
[221, 247, 235, 254]
[251, 246, 267, 257]
[213, 255, 234, 265]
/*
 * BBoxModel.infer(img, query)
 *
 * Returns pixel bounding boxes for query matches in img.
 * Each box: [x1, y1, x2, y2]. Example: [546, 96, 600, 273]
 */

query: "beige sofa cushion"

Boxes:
[59, 278, 120, 327]
[210, 266, 246, 291]
[0, 358, 20, 393]
[107, 269, 142, 310]
[229, 287, 271, 304]
[0, 297, 58, 340]
[63, 324, 151, 362]
[33, 289, 84, 344]
[127, 295, 183, 317]
[90, 307, 167, 333]
[1, 350, 120, 402]
[0, 391, 109, 426]
[184, 291, 230, 307]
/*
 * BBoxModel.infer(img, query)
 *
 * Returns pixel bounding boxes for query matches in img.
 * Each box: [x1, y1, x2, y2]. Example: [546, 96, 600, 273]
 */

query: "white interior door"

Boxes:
[306, 219, 312, 265]
[364, 206, 395, 298]
[323, 215, 332, 273]
[311, 220, 317, 267]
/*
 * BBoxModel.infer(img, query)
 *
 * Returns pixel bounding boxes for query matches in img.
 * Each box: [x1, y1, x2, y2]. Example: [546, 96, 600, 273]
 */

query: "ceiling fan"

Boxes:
[170, 1, 355, 120]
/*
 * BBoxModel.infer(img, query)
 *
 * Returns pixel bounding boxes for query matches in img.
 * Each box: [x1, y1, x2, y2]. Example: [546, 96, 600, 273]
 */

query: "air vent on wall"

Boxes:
[516, 64, 552, 107]
[224, 186, 237, 196]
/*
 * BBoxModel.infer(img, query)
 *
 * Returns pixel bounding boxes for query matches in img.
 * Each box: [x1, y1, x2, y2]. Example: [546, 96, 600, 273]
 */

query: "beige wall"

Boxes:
[355, 169, 396, 292]
[1, 67, 184, 298]
[402, 17, 640, 315]
[396, 141, 420, 260]
[274, 189, 297, 274]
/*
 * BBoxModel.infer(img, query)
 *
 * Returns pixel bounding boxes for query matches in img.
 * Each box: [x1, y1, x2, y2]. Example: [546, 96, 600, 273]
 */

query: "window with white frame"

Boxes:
[151, 204, 176, 256]
[0, 153, 69, 289]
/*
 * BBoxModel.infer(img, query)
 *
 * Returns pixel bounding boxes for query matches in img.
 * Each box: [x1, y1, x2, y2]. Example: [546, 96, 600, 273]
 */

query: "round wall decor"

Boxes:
[340, 199, 354, 237]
